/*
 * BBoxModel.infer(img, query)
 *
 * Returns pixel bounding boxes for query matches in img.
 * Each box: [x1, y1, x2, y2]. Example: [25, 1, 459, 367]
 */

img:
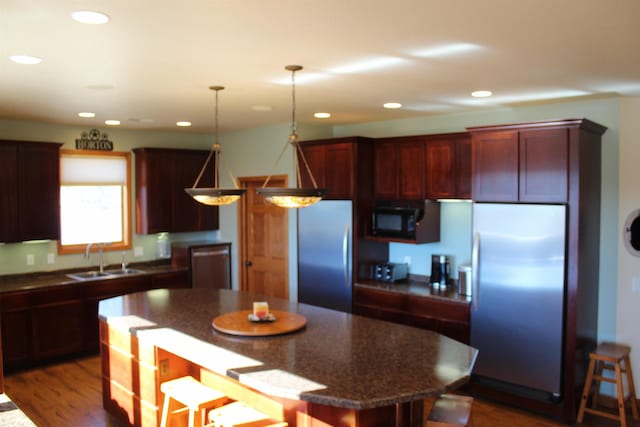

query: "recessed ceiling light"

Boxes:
[314, 112, 331, 119]
[71, 11, 110, 25]
[471, 90, 493, 98]
[78, 112, 95, 118]
[176, 121, 192, 127]
[9, 55, 42, 65]
[105, 120, 120, 126]
[383, 102, 402, 109]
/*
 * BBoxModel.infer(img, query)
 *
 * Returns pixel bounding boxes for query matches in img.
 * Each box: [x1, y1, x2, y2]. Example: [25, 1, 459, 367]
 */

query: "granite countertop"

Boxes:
[99, 288, 478, 410]
[356, 278, 472, 305]
[0, 260, 187, 294]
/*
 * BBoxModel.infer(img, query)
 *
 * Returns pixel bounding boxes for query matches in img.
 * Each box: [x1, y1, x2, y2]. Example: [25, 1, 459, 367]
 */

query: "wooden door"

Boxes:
[238, 176, 289, 299]
[325, 142, 353, 199]
[455, 136, 472, 199]
[17, 142, 61, 241]
[425, 138, 455, 199]
[519, 128, 568, 203]
[374, 141, 397, 199]
[397, 140, 425, 200]
[0, 141, 17, 242]
[471, 130, 519, 202]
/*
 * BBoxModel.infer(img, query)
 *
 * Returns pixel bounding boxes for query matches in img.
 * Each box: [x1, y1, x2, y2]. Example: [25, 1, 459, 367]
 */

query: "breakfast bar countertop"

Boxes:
[99, 288, 478, 410]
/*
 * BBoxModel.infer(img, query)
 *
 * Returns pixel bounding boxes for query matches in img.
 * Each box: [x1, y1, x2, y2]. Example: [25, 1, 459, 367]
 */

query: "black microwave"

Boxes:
[371, 205, 424, 239]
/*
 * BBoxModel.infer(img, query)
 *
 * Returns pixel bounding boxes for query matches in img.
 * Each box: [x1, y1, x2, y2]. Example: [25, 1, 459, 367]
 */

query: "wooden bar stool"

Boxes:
[425, 394, 473, 427]
[207, 401, 287, 427]
[577, 342, 639, 427]
[160, 376, 228, 427]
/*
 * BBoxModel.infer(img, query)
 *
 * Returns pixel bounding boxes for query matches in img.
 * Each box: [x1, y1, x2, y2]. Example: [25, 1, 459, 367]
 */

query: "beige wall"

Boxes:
[618, 97, 640, 383]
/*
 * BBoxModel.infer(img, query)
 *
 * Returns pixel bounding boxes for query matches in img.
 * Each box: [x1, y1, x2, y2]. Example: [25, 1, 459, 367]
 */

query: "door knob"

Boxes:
[245, 261, 253, 267]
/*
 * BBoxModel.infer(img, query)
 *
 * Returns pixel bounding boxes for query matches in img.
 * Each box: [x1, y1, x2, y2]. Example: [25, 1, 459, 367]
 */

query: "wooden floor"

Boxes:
[3, 355, 638, 427]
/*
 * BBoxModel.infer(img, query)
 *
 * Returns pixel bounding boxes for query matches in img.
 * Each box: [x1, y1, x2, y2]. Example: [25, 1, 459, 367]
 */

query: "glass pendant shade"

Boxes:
[256, 65, 327, 208]
[185, 86, 246, 206]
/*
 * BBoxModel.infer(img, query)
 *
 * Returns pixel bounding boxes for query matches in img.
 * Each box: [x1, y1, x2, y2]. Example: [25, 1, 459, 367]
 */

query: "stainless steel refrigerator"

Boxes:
[471, 203, 566, 400]
[298, 200, 353, 312]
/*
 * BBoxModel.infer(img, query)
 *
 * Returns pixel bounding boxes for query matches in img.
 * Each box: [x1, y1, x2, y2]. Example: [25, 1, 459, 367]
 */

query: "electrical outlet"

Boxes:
[632, 277, 640, 293]
[26, 254, 34, 265]
[47, 253, 55, 264]
[134, 246, 144, 257]
[404, 256, 411, 266]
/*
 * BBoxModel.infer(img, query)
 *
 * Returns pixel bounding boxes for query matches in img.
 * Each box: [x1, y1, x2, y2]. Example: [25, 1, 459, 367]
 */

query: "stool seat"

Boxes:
[425, 394, 473, 427]
[160, 376, 227, 427]
[207, 401, 287, 427]
[577, 342, 639, 427]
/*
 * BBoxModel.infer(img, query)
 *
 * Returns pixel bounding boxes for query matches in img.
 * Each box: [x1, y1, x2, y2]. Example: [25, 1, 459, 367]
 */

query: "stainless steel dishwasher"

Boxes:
[173, 242, 231, 289]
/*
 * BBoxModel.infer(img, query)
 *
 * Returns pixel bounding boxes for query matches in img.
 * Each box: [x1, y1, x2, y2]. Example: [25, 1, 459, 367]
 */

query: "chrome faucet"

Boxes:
[85, 242, 106, 274]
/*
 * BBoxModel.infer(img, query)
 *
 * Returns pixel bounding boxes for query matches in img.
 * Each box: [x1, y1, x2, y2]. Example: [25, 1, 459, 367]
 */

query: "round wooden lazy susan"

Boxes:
[212, 309, 307, 337]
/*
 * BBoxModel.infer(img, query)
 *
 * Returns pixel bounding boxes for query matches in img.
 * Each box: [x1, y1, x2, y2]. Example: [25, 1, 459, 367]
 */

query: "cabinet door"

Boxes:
[472, 130, 519, 202]
[519, 128, 568, 203]
[455, 136, 472, 199]
[173, 150, 219, 232]
[425, 139, 455, 199]
[135, 148, 218, 234]
[1, 310, 31, 368]
[298, 144, 326, 190]
[325, 143, 353, 199]
[135, 149, 173, 233]
[17, 142, 61, 241]
[397, 141, 425, 200]
[374, 142, 397, 199]
[0, 142, 18, 242]
[32, 301, 84, 359]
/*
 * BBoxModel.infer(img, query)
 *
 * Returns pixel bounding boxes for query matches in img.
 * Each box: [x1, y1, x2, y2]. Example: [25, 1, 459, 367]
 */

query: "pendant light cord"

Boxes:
[191, 86, 240, 190]
[261, 66, 319, 189]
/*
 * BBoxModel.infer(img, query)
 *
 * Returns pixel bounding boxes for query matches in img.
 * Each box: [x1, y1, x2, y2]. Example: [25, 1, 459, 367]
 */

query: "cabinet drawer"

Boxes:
[30, 284, 82, 306]
[353, 287, 407, 312]
[407, 295, 469, 323]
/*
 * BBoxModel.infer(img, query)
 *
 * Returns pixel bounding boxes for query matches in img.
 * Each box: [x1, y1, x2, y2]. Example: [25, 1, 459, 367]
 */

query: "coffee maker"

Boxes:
[430, 254, 450, 288]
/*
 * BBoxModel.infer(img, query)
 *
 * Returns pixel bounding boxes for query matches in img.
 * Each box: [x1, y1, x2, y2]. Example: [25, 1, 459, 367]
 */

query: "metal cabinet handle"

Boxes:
[343, 224, 350, 289]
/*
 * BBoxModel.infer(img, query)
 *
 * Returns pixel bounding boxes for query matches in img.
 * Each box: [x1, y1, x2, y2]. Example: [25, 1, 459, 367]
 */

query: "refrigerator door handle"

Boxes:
[343, 224, 350, 289]
[471, 232, 480, 311]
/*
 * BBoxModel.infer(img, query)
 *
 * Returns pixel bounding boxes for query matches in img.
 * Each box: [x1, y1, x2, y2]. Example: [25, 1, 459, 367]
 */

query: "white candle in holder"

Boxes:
[253, 301, 269, 318]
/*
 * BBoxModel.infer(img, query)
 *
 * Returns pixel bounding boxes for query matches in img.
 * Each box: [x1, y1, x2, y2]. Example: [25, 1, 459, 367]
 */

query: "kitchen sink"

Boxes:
[104, 268, 146, 276]
[67, 271, 115, 281]
[67, 268, 145, 281]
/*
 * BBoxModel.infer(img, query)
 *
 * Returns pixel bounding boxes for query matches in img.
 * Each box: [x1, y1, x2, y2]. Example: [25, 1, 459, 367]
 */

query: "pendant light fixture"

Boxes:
[185, 86, 246, 206]
[256, 65, 327, 208]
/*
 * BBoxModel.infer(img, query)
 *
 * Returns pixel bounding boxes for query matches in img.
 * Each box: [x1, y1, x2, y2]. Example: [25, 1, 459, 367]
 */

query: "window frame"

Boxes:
[57, 149, 132, 255]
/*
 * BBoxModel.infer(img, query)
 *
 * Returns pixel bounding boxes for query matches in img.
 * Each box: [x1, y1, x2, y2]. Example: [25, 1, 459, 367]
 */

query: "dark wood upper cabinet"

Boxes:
[374, 136, 425, 200]
[0, 140, 61, 243]
[471, 130, 519, 202]
[519, 128, 568, 203]
[134, 147, 219, 234]
[470, 124, 570, 203]
[298, 137, 374, 200]
[425, 133, 472, 200]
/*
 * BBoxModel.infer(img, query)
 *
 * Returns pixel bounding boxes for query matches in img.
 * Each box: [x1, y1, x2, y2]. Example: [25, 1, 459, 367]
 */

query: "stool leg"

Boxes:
[160, 395, 171, 427]
[578, 358, 596, 422]
[624, 355, 640, 420]
[593, 360, 605, 407]
[615, 362, 628, 427]
[188, 408, 195, 427]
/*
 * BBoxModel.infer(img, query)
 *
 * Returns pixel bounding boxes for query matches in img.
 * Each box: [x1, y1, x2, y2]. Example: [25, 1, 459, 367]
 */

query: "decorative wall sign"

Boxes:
[75, 129, 114, 151]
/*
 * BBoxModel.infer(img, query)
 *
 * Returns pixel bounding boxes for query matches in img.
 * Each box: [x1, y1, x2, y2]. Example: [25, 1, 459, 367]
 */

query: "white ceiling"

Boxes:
[2, 1, 640, 134]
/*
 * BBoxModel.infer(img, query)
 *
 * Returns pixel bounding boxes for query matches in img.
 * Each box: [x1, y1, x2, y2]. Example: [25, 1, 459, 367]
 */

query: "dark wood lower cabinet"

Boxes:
[353, 285, 470, 344]
[0, 270, 189, 373]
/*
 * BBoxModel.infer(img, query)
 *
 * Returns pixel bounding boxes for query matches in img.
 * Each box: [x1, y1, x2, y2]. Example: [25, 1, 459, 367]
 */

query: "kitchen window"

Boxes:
[58, 150, 132, 254]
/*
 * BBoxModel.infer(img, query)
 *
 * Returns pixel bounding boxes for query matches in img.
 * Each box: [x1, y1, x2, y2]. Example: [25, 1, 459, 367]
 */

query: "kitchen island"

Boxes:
[98, 288, 477, 427]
